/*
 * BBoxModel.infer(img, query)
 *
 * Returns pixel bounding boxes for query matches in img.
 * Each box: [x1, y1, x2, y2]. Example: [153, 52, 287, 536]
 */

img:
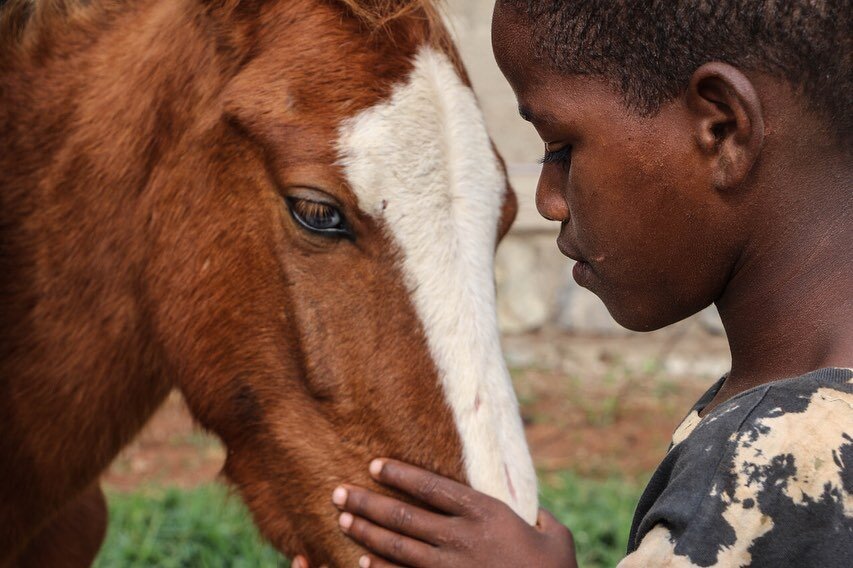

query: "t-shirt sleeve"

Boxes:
[620, 372, 853, 568]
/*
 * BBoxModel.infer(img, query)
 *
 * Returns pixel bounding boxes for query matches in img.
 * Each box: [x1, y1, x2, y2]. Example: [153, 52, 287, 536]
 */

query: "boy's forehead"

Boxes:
[492, 3, 637, 134]
[491, 1, 536, 79]
[492, 4, 587, 102]
[493, 4, 559, 119]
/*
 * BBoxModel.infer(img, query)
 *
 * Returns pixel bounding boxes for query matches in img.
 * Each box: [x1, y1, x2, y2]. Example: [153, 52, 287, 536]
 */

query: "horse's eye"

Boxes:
[286, 197, 352, 239]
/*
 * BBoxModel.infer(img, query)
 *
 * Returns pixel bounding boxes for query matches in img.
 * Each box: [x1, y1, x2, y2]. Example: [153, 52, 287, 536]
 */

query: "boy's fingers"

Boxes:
[536, 508, 562, 530]
[357, 554, 404, 568]
[536, 508, 576, 549]
[369, 459, 477, 516]
[357, 554, 403, 568]
[335, 485, 450, 545]
[340, 512, 437, 568]
[290, 555, 326, 568]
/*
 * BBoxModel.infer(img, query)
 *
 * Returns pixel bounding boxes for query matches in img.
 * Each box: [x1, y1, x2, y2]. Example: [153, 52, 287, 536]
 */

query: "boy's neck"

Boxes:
[706, 149, 852, 414]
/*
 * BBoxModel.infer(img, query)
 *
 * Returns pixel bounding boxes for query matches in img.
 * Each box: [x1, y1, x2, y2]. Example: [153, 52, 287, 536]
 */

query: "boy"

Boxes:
[297, 0, 851, 565]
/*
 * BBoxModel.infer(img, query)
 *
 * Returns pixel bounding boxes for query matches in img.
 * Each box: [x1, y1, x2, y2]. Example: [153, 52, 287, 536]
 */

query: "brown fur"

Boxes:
[0, 1, 515, 565]
[12, 484, 107, 568]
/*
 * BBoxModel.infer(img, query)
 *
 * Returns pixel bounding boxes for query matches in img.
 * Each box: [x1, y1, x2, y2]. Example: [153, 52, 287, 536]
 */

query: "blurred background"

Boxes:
[94, 1, 730, 566]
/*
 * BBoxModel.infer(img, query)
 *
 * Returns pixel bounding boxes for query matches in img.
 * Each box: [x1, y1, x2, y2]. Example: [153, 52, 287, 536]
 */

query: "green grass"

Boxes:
[95, 474, 644, 568]
[540, 472, 645, 568]
[93, 486, 286, 568]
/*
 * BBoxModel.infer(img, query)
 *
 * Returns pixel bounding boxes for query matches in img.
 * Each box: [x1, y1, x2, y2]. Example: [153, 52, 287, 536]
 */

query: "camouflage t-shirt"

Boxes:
[620, 367, 853, 567]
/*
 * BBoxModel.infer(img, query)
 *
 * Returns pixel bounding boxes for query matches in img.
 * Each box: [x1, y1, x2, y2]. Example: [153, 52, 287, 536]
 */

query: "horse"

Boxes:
[0, 0, 538, 565]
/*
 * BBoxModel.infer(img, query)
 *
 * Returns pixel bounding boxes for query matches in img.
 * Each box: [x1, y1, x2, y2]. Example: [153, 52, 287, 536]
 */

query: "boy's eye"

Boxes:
[286, 197, 353, 239]
[540, 145, 572, 169]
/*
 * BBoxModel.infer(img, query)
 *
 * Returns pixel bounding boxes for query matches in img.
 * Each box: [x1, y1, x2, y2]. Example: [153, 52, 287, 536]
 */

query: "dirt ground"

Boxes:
[103, 322, 729, 490]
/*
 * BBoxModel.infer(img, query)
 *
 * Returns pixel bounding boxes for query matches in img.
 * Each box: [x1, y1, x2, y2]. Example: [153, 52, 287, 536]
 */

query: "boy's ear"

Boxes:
[686, 62, 765, 191]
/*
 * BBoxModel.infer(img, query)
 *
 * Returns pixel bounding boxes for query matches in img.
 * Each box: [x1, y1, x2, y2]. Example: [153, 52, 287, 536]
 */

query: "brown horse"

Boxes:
[0, 0, 537, 565]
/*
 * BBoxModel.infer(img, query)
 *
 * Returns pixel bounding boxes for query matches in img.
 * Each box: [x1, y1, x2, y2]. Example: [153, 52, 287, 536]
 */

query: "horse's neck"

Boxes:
[0, 0, 225, 416]
[0, 3, 233, 522]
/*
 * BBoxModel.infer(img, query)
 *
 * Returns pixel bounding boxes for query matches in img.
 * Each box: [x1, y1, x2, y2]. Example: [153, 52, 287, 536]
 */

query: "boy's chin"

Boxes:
[603, 300, 701, 333]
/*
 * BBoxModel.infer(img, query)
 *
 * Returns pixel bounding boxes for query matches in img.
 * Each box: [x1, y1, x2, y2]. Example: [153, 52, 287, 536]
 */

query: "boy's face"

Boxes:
[492, 5, 742, 331]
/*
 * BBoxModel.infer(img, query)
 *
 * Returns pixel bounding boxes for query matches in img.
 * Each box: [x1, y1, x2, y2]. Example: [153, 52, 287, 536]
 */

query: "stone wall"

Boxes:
[445, 0, 725, 335]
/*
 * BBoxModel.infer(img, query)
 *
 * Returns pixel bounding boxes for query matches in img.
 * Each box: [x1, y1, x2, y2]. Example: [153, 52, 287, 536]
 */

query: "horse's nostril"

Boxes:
[474, 393, 481, 412]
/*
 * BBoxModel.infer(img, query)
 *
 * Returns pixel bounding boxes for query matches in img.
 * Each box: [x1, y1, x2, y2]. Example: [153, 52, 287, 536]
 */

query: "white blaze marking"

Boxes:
[337, 47, 538, 523]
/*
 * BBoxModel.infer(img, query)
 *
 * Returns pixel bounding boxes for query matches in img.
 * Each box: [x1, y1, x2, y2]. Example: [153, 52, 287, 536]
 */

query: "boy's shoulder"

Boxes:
[625, 367, 853, 568]
[684, 366, 852, 447]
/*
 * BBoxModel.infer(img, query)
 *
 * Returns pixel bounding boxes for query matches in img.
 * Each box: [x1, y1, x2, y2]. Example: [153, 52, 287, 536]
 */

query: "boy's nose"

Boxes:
[535, 169, 570, 223]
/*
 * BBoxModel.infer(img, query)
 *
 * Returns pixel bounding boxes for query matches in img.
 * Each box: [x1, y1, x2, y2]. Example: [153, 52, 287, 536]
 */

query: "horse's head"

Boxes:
[145, 1, 535, 563]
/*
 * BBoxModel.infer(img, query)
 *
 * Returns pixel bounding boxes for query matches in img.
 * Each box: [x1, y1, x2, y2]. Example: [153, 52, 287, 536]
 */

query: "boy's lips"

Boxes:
[556, 233, 595, 286]
[556, 233, 587, 263]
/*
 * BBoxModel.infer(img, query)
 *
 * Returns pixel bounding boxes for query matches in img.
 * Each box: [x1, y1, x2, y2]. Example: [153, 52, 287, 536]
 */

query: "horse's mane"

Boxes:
[1, 0, 450, 51]
[336, 0, 455, 62]
[335, 0, 446, 31]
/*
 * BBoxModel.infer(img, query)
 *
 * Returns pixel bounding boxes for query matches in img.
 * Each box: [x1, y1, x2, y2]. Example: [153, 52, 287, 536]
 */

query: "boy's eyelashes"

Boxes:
[539, 145, 572, 168]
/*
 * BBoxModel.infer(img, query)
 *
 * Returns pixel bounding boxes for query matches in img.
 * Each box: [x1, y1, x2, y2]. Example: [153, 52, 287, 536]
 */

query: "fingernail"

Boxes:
[359, 555, 371, 568]
[369, 459, 383, 478]
[339, 512, 354, 530]
[332, 486, 348, 507]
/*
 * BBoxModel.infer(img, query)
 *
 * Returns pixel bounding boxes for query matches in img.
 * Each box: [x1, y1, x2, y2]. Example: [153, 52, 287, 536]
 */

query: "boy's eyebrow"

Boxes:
[518, 105, 556, 125]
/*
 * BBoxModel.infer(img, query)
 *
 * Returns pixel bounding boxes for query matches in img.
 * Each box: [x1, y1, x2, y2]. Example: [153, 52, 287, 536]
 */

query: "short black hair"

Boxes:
[501, 0, 851, 143]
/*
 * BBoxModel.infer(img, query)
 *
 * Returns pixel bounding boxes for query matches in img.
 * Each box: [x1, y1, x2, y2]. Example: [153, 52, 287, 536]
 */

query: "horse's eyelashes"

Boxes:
[286, 197, 352, 239]
[295, 200, 337, 224]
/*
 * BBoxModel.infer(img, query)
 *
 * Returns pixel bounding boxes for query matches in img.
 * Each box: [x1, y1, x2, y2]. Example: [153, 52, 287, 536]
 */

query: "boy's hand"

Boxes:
[295, 458, 577, 568]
